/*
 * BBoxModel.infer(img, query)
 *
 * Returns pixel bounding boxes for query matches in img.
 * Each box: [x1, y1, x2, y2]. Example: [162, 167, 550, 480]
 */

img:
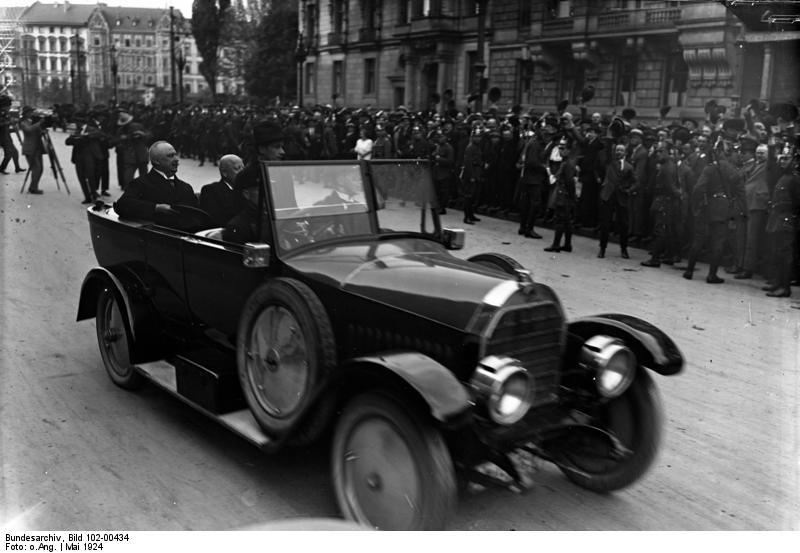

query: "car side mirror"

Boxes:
[242, 243, 271, 268]
[441, 228, 465, 250]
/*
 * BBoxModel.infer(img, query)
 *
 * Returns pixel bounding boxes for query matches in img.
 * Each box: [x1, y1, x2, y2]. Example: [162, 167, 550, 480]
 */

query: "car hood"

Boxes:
[284, 238, 516, 330]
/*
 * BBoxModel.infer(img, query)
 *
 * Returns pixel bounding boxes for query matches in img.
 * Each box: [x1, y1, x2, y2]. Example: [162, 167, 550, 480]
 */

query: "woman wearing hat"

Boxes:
[19, 106, 45, 194]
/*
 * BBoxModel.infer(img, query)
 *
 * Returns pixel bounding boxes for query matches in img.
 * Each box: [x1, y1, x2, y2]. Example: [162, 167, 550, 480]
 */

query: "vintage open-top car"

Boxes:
[77, 160, 683, 530]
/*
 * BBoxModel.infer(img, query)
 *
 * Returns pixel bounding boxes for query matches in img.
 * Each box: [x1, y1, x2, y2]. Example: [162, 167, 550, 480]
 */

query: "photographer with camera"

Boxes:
[19, 106, 46, 194]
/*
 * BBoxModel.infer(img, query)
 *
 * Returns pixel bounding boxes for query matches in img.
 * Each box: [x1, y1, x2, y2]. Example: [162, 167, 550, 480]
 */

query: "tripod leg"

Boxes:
[20, 168, 30, 193]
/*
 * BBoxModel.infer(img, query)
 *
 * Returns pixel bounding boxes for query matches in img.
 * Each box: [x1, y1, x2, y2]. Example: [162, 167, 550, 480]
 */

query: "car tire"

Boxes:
[96, 288, 144, 390]
[468, 252, 525, 276]
[237, 278, 336, 437]
[558, 370, 663, 492]
[331, 392, 457, 530]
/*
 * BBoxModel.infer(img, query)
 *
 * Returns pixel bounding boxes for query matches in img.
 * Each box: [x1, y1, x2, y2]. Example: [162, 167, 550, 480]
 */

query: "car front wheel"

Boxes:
[237, 278, 336, 437]
[332, 392, 457, 530]
[96, 289, 143, 390]
[557, 370, 663, 492]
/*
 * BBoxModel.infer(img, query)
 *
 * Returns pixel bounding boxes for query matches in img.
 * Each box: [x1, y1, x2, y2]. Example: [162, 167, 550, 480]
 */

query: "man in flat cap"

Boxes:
[223, 121, 285, 244]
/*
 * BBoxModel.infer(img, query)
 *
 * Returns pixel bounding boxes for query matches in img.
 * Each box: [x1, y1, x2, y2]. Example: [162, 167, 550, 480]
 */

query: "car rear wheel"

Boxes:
[237, 278, 336, 436]
[96, 289, 144, 390]
[468, 253, 525, 276]
[558, 370, 663, 492]
[332, 392, 457, 530]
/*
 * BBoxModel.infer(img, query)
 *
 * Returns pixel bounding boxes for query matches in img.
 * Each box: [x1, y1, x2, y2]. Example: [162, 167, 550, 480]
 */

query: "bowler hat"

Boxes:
[579, 85, 595, 104]
[557, 99, 569, 113]
[671, 127, 692, 144]
[721, 118, 746, 139]
[739, 136, 758, 153]
[252, 120, 284, 146]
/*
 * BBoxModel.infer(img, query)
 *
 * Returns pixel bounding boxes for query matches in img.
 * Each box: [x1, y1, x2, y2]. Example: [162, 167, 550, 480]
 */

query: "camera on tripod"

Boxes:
[31, 110, 55, 128]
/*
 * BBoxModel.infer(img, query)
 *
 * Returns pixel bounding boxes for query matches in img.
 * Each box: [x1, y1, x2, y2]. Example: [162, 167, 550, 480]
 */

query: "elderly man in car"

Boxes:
[114, 140, 198, 221]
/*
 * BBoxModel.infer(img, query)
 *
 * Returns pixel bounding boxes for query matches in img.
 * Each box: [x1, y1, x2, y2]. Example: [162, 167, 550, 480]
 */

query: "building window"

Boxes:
[615, 56, 637, 106]
[305, 62, 315, 94]
[125, 38, 130, 47]
[333, 0, 346, 34]
[136, 38, 141, 47]
[465, 51, 477, 94]
[163, 75, 168, 87]
[364, 58, 376, 95]
[332, 60, 344, 96]
[519, 2, 532, 28]
[93, 37, 100, 46]
[559, 61, 584, 107]
[662, 51, 688, 107]
[146, 38, 153, 47]
[49, 26, 54, 33]
[517, 60, 534, 104]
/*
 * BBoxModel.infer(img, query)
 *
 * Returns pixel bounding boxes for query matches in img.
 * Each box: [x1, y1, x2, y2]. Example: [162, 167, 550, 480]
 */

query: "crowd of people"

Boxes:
[2, 92, 798, 298]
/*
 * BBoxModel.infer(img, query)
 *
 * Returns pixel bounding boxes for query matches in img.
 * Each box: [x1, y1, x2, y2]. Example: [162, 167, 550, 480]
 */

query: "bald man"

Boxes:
[115, 140, 198, 221]
[199, 154, 245, 227]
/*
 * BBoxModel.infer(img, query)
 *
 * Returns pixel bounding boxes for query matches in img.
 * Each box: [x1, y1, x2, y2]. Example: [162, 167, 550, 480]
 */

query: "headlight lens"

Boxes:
[580, 335, 636, 398]
[470, 356, 532, 425]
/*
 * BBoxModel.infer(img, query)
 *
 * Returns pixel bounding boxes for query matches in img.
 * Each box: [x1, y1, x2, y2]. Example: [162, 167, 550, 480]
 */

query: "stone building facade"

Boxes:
[3, 2, 236, 107]
[299, 0, 799, 120]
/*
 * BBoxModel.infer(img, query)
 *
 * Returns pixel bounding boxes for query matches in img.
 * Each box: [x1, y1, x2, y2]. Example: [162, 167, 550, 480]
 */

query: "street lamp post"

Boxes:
[176, 39, 186, 104]
[473, 0, 488, 114]
[295, 35, 307, 105]
[109, 43, 118, 106]
[169, 6, 177, 103]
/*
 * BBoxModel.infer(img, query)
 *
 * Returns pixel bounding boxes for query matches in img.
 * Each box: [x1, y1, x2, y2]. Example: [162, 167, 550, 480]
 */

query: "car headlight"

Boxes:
[580, 335, 636, 398]
[470, 356, 532, 425]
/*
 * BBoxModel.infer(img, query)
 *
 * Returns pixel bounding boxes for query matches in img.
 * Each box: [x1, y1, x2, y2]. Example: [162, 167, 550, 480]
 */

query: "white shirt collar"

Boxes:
[154, 168, 174, 181]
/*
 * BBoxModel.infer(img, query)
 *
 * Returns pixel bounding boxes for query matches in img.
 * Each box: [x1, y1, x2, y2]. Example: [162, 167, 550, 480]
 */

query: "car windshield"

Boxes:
[266, 163, 372, 251]
[264, 161, 441, 252]
[370, 161, 440, 236]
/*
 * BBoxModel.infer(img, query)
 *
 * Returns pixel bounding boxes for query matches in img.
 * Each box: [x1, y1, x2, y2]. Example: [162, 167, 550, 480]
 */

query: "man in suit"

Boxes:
[640, 142, 680, 267]
[223, 121, 285, 244]
[598, 143, 637, 258]
[431, 131, 454, 214]
[114, 141, 198, 222]
[460, 131, 484, 224]
[19, 106, 45, 194]
[111, 112, 150, 190]
[199, 154, 245, 227]
[627, 128, 649, 241]
[735, 143, 771, 279]
[516, 130, 547, 238]
[0, 97, 24, 174]
[66, 119, 107, 204]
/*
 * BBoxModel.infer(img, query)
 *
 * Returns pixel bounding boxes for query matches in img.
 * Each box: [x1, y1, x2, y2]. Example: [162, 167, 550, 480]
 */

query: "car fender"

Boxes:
[568, 314, 683, 375]
[77, 267, 162, 364]
[334, 351, 473, 425]
[77, 267, 137, 338]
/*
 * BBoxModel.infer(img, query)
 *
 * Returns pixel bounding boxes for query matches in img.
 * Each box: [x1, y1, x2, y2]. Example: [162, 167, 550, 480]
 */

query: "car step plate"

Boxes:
[136, 360, 273, 449]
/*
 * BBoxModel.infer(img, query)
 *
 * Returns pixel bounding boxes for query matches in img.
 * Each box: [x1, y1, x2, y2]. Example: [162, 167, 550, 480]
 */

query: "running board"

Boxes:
[136, 360, 274, 450]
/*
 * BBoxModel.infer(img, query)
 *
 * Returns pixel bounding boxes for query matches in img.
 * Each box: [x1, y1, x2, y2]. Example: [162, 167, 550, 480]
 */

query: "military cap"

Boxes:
[739, 136, 758, 153]
[721, 118, 746, 139]
[629, 127, 643, 136]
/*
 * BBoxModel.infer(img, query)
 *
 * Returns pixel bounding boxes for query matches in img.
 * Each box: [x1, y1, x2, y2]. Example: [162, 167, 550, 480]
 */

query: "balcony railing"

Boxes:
[327, 31, 344, 47]
[358, 28, 378, 42]
[598, 12, 630, 29]
[542, 18, 574, 35]
[408, 15, 456, 34]
[646, 8, 681, 24]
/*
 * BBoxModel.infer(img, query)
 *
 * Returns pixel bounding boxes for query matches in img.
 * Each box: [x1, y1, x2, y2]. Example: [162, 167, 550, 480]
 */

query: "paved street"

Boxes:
[1, 131, 798, 530]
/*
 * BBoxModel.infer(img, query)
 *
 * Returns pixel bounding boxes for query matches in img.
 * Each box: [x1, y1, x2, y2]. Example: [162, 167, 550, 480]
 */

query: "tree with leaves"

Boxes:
[243, 2, 298, 102]
[191, 0, 232, 101]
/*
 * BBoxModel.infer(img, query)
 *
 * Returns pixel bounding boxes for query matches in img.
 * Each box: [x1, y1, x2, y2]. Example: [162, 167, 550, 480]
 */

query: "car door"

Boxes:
[180, 235, 270, 337]
[142, 226, 193, 329]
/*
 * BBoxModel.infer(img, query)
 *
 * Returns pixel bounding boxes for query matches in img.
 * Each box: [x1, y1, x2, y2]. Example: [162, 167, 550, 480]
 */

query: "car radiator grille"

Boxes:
[482, 301, 565, 407]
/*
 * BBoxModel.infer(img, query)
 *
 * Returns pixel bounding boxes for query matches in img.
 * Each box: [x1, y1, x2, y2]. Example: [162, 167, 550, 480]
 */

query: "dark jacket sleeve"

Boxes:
[114, 177, 157, 220]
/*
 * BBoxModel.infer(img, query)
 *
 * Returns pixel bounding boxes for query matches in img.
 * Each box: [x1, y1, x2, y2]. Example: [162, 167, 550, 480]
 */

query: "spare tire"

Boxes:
[237, 278, 336, 436]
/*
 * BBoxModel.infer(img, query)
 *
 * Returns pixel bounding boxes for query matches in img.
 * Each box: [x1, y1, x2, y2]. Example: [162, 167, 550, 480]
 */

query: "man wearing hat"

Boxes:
[735, 142, 771, 280]
[0, 96, 24, 175]
[223, 121, 285, 244]
[66, 117, 107, 204]
[763, 144, 800, 297]
[115, 140, 198, 222]
[627, 128, 649, 242]
[19, 106, 45, 194]
[111, 111, 150, 190]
